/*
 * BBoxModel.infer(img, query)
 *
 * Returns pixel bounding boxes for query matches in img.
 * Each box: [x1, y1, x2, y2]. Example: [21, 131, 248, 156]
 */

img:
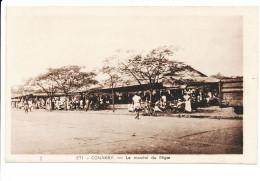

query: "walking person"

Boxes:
[132, 93, 142, 119]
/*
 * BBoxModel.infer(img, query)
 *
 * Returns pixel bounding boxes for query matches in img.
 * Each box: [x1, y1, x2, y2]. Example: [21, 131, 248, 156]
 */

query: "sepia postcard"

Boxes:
[2, 6, 258, 163]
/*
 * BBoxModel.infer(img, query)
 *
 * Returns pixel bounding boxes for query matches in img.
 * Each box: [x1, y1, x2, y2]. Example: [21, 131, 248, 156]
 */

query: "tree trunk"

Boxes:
[149, 89, 153, 115]
[112, 88, 115, 112]
[50, 95, 53, 111]
[64, 94, 68, 111]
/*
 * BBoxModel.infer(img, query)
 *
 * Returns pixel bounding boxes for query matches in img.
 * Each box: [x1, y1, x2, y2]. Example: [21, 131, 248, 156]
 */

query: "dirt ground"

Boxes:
[11, 109, 243, 154]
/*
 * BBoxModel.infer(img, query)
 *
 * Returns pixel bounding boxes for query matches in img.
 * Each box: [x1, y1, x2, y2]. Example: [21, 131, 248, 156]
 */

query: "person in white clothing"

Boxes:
[184, 93, 192, 112]
[161, 95, 167, 106]
[132, 93, 142, 119]
[28, 99, 33, 112]
[154, 101, 162, 112]
[80, 99, 83, 110]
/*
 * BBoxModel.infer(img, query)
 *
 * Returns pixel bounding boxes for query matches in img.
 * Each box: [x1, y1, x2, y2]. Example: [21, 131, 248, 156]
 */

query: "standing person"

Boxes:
[46, 98, 50, 111]
[67, 98, 71, 111]
[24, 100, 29, 114]
[75, 98, 79, 110]
[100, 96, 104, 110]
[67, 98, 70, 110]
[198, 92, 202, 107]
[55, 99, 60, 110]
[161, 94, 167, 111]
[64, 98, 68, 111]
[85, 97, 90, 111]
[191, 93, 197, 111]
[28, 99, 33, 112]
[70, 100, 74, 111]
[132, 93, 142, 119]
[47, 98, 52, 111]
[184, 93, 192, 113]
[161, 94, 167, 105]
[80, 99, 83, 110]
[206, 91, 212, 106]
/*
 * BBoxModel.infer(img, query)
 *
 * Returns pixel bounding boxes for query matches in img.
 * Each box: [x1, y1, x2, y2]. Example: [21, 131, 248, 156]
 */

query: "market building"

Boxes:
[11, 66, 220, 111]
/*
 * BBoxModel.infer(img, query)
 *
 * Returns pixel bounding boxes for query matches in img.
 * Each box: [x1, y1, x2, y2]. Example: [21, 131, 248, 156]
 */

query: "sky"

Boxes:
[6, 7, 243, 86]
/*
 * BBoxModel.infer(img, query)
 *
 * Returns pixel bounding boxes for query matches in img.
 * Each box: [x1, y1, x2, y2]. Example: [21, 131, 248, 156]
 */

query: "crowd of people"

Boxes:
[128, 89, 219, 116]
[11, 88, 219, 115]
[12, 95, 112, 112]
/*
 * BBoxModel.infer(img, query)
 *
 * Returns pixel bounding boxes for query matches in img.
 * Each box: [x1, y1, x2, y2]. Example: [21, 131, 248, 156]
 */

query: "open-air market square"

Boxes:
[11, 108, 242, 154]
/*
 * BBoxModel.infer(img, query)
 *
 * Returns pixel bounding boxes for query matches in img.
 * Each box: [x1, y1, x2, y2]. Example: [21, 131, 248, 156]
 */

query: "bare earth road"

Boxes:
[11, 109, 243, 154]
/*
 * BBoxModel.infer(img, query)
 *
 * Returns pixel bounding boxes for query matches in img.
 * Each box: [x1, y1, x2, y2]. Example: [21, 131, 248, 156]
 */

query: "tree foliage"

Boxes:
[121, 46, 191, 91]
[100, 58, 123, 112]
[11, 84, 34, 96]
[100, 58, 122, 89]
[47, 65, 98, 95]
[30, 65, 98, 96]
[11, 77, 38, 96]
[30, 72, 59, 97]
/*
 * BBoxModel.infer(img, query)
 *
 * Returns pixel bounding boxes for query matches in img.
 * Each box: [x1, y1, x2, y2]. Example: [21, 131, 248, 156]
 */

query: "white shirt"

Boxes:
[162, 95, 167, 102]
[132, 95, 141, 104]
[184, 95, 190, 101]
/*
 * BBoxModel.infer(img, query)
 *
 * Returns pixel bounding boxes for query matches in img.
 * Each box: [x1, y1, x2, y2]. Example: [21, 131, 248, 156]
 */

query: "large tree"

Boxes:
[29, 72, 60, 110]
[11, 84, 35, 97]
[46, 65, 98, 96]
[100, 58, 123, 112]
[11, 77, 39, 97]
[29, 65, 98, 110]
[31, 73, 59, 97]
[121, 46, 193, 108]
